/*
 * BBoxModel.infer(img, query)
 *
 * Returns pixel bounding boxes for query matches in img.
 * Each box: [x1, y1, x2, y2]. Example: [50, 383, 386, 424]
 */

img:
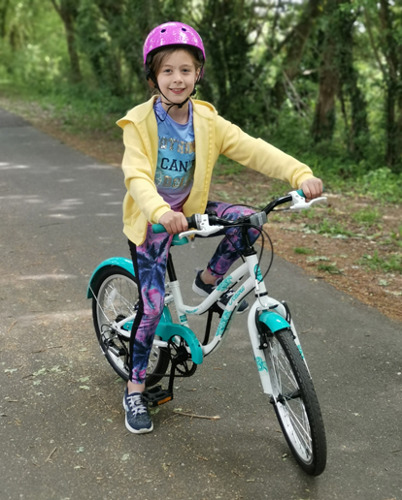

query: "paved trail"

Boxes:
[0, 108, 401, 499]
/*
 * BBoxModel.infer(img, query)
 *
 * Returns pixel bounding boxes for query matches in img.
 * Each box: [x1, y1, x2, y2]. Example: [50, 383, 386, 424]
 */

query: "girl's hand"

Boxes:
[300, 177, 323, 200]
[158, 210, 188, 234]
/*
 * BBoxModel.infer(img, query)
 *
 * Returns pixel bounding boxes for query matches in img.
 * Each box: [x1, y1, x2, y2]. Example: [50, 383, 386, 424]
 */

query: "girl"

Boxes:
[117, 22, 323, 433]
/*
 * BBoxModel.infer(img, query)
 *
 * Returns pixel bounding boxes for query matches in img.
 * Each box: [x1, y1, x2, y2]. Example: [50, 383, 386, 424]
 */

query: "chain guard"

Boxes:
[168, 337, 197, 377]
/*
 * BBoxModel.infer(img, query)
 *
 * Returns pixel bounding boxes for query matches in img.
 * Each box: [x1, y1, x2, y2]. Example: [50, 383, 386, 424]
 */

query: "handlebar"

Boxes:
[153, 189, 327, 238]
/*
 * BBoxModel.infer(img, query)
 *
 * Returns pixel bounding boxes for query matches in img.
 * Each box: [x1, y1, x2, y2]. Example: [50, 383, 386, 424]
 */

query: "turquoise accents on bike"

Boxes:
[151, 225, 190, 246]
[152, 223, 166, 233]
[170, 235, 190, 246]
[254, 264, 263, 281]
[258, 310, 290, 333]
[87, 257, 134, 298]
[255, 356, 268, 373]
[155, 307, 204, 365]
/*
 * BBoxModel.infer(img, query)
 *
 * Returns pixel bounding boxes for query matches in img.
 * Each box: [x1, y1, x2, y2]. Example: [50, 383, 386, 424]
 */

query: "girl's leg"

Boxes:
[204, 201, 260, 281]
[128, 227, 173, 390]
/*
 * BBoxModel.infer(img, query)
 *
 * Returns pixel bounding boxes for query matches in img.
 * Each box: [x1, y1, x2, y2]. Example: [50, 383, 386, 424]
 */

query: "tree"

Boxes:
[364, 0, 402, 172]
[270, 0, 323, 113]
[196, 0, 262, 127]
[311, 2, 339, 144]
[337, 1, 368, 160]
[312, 0, 369, 160]
[50, 0, 82, 82]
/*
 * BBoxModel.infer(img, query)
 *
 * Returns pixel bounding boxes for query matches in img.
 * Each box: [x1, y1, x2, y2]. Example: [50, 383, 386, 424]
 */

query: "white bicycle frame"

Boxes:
[105, 246, 306, 397]
[94, 190, 326, 396]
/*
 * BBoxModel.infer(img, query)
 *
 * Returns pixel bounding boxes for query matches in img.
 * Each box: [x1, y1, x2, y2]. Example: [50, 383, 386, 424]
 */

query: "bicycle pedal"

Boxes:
[143, 385, 173, 407]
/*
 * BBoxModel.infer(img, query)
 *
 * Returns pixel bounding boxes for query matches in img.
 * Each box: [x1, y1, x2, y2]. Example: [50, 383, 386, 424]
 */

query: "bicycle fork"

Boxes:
[244, 252, 308, 395]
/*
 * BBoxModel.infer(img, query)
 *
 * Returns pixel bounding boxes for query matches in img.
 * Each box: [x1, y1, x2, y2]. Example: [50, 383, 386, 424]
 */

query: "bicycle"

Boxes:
[87, 190, 327, 476]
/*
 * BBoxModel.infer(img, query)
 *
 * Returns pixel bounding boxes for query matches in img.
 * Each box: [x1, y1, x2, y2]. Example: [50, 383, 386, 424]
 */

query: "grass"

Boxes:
[304, 218, 355, 238]
[317, 263, 342, 274]
[352, 208, 382, 226]
[359, 251, 402, 273]
[294, 247, 314, 255]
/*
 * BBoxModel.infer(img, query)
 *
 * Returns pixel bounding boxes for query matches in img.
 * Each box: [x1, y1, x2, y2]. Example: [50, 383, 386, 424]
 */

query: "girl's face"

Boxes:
[156, 49, 200, 108]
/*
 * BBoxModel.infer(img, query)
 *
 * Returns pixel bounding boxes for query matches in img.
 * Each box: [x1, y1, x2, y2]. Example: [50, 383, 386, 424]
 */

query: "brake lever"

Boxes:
[290, 190, 327, 210]
[179, 213, 224, 239]
[179, 225, 224, 239]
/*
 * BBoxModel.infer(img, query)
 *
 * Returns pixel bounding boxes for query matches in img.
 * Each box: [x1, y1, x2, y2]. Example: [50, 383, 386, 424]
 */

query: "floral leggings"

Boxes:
[128, 201, 259, 384]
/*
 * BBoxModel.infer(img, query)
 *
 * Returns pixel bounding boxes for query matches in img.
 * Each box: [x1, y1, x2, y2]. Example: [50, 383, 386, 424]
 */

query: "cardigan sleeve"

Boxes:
[216, 115, 314, 189]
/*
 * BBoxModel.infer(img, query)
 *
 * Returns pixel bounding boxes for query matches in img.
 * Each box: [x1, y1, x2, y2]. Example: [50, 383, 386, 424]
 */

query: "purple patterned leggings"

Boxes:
[128, 201, 259, 384]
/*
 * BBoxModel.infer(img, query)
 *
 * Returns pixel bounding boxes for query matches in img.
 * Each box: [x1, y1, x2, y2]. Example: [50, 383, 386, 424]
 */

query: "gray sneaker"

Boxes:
[123, 389, 153, 434]
[192, 270, 249, 313]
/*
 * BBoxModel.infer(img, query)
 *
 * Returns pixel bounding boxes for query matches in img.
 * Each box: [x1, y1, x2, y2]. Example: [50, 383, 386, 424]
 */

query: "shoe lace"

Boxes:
[126, 394, 147, 416]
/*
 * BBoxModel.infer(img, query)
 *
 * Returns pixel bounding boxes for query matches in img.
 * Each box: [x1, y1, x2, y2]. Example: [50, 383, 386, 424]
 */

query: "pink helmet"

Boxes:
[143, 22, 206, 68]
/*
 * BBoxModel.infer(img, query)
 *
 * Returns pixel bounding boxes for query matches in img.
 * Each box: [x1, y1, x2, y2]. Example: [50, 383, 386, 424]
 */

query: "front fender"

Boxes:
[87, 257, 134, 298]
[258, 310, 290, 333]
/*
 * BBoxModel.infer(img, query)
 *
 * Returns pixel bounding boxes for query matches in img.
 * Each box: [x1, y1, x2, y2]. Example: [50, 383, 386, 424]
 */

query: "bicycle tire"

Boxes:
[264, 328, 327, 475]
[91, 266, 170, 387]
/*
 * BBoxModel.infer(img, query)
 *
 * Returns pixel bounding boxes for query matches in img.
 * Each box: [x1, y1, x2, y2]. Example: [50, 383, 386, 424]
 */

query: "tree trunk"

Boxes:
[0, 0, 10, 40]
[312, 0, 369, 157]
[379, 0, 401, 171]
[337, 1, 369, 159]
[312, 29, 339, 142]
[50, 0, 82, 83]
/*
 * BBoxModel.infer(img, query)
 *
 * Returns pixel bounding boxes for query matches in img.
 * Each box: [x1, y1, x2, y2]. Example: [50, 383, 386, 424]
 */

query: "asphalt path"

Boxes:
[0, 107, 401, 500]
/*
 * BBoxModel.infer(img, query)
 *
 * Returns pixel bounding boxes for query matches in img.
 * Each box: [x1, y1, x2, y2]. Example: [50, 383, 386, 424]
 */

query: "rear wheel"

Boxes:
[264, 328, 327, 475]
[91, 266, 170, 387]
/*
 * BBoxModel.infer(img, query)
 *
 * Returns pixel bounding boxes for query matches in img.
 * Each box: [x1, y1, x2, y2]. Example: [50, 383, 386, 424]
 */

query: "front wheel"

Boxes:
[91, 266, 170, 387]
[264, 328, 327, 475]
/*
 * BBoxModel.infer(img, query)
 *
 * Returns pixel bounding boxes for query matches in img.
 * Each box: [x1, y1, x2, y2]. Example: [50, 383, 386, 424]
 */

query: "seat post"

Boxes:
[166, 252, 177, 282]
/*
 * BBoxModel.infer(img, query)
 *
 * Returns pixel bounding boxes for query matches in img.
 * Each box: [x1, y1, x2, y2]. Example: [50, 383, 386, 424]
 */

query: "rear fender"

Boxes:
[87, 257, 134, 298]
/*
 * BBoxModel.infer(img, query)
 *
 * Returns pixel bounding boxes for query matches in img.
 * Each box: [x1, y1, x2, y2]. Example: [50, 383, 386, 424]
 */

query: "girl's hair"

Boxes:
[149, 45, 203, 79]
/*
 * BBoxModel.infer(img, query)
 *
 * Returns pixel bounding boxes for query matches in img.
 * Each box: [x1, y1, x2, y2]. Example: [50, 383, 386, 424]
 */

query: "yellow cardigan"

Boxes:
[117, 97, 314, 245]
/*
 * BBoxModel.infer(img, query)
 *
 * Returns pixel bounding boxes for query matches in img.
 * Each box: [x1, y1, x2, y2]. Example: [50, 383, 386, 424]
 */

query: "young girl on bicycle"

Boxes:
[117, 22, 323, 434]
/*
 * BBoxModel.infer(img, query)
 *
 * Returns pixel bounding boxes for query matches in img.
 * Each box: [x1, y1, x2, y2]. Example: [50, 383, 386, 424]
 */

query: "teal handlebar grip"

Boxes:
[296, 186, 325, 198]
[152, 224, 166, 233]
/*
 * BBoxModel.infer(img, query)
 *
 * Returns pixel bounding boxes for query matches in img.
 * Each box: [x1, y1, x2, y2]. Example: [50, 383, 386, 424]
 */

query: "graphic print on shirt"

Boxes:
[154, 100, 195, 211]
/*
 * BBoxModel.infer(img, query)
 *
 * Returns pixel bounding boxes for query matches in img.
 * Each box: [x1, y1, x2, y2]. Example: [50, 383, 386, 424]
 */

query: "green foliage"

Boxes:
[306, 218, 355, 238]
[351, 208, 381, 226]
[0, 0, 401, 187]
[294, 247, 314, 255]
[359, 251, 402, 273]
[317, 263, 342, 274]
[0, 0, 68, 87]
[358, 168, 402, 203]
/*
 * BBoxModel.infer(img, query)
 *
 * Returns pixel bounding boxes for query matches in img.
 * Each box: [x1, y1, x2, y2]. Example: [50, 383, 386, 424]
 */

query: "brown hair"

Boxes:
[149, 45, 202, 79]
